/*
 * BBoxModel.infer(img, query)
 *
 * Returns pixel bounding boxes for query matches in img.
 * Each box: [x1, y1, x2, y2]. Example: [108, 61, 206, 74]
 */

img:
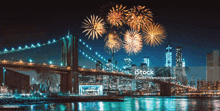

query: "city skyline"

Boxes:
[0, 1, 220, 80]
[1, 1, 220, 110]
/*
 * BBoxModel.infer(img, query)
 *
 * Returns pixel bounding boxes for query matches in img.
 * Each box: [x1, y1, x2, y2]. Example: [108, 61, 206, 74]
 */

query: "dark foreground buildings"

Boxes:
[0, 67, 30, 93]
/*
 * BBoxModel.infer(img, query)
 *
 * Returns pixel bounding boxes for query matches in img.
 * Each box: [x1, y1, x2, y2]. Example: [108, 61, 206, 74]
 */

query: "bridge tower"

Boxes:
[61, 30, 79, 94]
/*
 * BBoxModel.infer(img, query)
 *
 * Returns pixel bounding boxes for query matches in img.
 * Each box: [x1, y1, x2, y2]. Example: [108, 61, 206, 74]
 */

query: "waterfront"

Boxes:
[1, 96, 220, 111]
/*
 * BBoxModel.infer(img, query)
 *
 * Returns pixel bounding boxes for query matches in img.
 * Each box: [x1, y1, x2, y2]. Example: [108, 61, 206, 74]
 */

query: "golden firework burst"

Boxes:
[126, 5, 153, 31]
[143, 23, 166, 47]
[107, 4, 127, 27]
[82, 15, 106, 40]
[105, 32, 122, 53]
[123, 29, 143, 55]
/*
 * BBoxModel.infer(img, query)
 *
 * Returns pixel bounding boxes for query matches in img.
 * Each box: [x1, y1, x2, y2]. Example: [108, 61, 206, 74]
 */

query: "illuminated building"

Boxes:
[124, 57, 132, 69]
[143, 57, 150, 67]
[79, 85, 103, 96]
[165, 44, 174, 78]
[190, 75, 196, 88]
[176, 46, 182, 68]
[131, 64, 137, 74]
[140, 63, 147, 71]
[174, 46, 187, 85]
[106, 59, 113, 72]
[206, 50, 220, 82]
[124, 57, 132, 74]
[165, 44, 172, 67]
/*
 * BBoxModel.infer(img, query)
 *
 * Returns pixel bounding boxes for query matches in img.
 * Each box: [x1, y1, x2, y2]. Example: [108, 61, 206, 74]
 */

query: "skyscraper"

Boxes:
[124, 57, 132, 69]
[176, 46, 182, 68]
[165, 44, 172, 67]
[175, 46, 186, 84]
[124, 57, 132, 74]
[143, 57, 150, 67]
[206, 50, 220, 82]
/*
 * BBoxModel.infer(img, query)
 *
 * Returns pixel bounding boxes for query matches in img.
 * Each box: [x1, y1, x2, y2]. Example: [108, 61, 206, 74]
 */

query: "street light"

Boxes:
[49, 61, 52, 65]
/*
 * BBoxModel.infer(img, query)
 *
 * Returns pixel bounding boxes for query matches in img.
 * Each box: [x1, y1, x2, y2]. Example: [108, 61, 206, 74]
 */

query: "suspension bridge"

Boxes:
[0, 31, 196, 96]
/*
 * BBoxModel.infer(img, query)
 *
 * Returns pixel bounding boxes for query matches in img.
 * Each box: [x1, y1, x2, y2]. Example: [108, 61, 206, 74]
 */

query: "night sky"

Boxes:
[0, 1, 220, 80]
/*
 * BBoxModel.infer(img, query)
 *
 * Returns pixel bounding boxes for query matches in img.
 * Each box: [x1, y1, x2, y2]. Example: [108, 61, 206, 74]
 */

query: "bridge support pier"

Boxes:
[60, 73, 72, 94]
[72, 71, 79, 94]
[61, 31, 79, 94]
[160, 83, 171, 96]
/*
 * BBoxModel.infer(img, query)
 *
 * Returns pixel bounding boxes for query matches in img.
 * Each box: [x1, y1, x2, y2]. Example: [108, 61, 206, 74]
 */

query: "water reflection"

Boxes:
[98, 102, 104, 110]
[2, 97, 220, 110]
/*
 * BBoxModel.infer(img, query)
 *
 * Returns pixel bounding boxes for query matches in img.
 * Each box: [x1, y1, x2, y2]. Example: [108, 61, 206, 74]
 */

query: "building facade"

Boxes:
[206, 50, 220, 82]
[124, 57, 132, 69]
[124, 57, 132, 74]
[143, 57, 150, 67]
[165, 45, 172, 67]
[174, 46, 187, 85]
[0, 67, 30, 93]
[176, 46, 182, 68]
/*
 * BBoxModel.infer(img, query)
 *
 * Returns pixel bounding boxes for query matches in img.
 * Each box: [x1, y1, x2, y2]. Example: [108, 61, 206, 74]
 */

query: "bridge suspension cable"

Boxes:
[78, 39, 121, 71]
[0, 34, 122, 71]
[0, 34, 74, 55]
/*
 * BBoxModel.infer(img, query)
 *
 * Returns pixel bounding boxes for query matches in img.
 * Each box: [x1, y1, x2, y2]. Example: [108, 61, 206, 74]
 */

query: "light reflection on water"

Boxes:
[1, 97, 220, 111]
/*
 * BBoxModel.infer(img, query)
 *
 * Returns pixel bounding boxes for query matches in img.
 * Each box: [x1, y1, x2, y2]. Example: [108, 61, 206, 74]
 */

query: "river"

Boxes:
[1, 96, 220, 111]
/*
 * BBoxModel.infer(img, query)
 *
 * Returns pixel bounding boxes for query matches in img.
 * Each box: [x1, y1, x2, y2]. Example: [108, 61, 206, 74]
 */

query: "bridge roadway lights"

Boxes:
[160, 83, 171, 96]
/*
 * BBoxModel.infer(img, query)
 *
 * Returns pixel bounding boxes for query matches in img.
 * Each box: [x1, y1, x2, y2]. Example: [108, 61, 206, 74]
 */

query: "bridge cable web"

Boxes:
[0, 35, 122, 71]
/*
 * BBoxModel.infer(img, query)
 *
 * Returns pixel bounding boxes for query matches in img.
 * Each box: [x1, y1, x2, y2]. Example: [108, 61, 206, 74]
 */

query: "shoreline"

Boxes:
[1, 95, 220, 105]
[0, 95, 124, 105]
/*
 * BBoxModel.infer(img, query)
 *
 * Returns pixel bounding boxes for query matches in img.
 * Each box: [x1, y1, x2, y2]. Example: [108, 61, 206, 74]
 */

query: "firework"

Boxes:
[143, 23, 166, 47]
[126, 5, 153, 31]
[82, 15, 105, 40]
[123, 29, 143, 55]
[107, 4, 127, 27]
[105, 32, 122, 53]
[99, 2, 117, 22]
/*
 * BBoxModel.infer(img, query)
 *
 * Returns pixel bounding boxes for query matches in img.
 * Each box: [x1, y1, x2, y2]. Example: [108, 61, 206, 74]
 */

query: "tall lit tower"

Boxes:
[124, 57, 132, 74]
[165, 44, 172, 67]
[176, 46, 182, 68]
[143, 57, 150, 67]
